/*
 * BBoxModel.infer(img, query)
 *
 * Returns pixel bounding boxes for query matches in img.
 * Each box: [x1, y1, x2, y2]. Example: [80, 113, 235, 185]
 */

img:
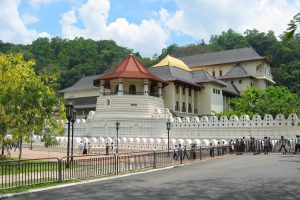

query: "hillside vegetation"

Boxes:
[0, 29, 299, 94]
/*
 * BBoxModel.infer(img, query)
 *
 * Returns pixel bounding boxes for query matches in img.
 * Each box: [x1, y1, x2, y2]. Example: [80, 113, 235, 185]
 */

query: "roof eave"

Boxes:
[189, 58, 268, 68]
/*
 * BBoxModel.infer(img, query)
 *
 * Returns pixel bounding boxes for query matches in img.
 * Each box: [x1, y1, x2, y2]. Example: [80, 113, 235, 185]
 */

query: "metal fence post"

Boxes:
[153, 151, 156, 169]
[115, 154, 119, 175]
[58, 158, 62, 182]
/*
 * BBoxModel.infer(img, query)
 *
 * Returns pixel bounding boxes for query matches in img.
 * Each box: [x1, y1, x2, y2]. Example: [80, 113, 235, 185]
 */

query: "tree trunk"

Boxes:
[18, 137, 23, 160]
[1, 137, 4, 156]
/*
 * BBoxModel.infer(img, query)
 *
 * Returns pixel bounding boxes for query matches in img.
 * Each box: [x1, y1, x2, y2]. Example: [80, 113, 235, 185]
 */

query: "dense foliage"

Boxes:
[224, 86, 300, 117]
[0, 54, 65, 158]
[0, 29, 300, 95]
[0, 38, 133, 89]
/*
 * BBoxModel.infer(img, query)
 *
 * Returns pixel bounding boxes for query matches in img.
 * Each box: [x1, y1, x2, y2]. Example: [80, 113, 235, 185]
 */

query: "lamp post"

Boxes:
[116, 120, 120, 154]
[166, 119, 171, 156]
[65, 100, 74, 168]
[71, 109, 76, 161]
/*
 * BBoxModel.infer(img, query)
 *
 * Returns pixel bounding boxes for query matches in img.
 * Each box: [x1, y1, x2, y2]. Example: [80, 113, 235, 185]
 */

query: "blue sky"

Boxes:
[0, 0, 299, 57]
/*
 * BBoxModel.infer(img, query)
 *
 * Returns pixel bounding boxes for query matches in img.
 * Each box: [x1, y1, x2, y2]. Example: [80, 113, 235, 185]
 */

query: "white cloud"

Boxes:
[21, 13, 40, 25]
[60, 0, 168, 57]
[28, 0, 55, 8]
[0, 0, 50, 44]
[159, 0, 300, 42]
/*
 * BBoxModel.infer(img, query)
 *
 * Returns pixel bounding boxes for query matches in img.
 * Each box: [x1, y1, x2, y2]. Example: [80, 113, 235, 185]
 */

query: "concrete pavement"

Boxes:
[3, 154, 300, 200]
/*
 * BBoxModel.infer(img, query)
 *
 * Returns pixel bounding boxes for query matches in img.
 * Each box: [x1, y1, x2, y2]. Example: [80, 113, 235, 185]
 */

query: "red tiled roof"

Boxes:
[94, 54, 165, 85]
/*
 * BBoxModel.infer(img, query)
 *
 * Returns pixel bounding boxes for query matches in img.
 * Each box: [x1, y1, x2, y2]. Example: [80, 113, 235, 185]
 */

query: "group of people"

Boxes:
[171, 135, 300, 159]
[173, 144, 195, 160]
[228, 135, 300, 155]
[209, 141, 227, 157]
[78, 141, 92, 155]
[77, 142, 119, 156]
[3, 143, 20, 157]
[105, 143, 115, 155]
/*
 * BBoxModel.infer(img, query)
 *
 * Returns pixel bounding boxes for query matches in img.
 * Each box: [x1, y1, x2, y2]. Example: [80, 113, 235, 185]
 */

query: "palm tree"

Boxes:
[282, 12, 300, 41]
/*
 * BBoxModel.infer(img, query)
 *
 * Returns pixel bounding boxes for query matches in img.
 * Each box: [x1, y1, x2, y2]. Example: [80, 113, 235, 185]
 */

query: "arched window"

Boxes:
[115, 85, 119, 93]
[129, 84, 136, 95]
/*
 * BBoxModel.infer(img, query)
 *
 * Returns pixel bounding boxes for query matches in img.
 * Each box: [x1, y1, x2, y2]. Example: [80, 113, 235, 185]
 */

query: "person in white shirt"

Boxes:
[78, 141, 84, 155]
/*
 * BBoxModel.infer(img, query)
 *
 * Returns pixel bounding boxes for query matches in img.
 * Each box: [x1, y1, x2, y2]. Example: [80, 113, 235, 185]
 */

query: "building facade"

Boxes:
[60, 48, 274, 118]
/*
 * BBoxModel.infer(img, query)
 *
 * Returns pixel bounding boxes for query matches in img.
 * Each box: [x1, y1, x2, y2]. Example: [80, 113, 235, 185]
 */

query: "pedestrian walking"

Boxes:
[294, 135, 300, 154]
[268, 137, 273, 152]
[87, 143, 92, 154]
[183, 145, 189, 159]
[13, 143, 19, 152]
[263, 137, 270, 154]
[250, 138, 255, 153]
[235, 139, 240, 155]
[209, 143, 214, 157]
[178, 144, 182, 161]
[229, 140, 234, 154]
[173, 145, 178, 160]
[278, 136, 288, 154]
[111, 143, 114, 151]
[240, 138, 245, 153]
[190, 144, 196, 159]
[105, 143, 109, 155]
[217, 142, 221, 156]
[222, 141, 227, 155]
[83, 143, 87, 155]
[78, 141, 84, 155]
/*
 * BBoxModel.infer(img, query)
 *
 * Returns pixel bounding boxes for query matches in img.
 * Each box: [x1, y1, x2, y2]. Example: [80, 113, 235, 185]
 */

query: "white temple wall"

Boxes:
[64, 113, 300, 140]
[95, 95, 166, 119]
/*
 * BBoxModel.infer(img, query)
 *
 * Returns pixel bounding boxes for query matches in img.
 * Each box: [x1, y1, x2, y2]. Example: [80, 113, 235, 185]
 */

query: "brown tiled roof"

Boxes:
[93, 54, 164, 86]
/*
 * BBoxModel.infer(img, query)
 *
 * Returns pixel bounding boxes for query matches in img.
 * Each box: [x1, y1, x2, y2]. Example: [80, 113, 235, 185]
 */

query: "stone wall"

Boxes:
[64, 113, 300, 140]
[171, 113, 300, 139]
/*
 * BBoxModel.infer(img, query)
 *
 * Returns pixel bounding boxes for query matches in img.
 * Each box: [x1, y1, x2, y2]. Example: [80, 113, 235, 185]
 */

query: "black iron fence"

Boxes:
[0, 158, 59, 190]
[0, 147, 228, 190]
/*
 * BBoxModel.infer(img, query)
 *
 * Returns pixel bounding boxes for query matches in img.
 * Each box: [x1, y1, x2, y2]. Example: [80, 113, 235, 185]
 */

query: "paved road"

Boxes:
[5, 154, 300, 200]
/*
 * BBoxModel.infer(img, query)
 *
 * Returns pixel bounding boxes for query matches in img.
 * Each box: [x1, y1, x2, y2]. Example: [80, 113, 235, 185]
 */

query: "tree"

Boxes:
[282, 12, 300, 41]
[41, 132, 59, 158]
[210, 29, 248, 50]
[0, 53, 65, 159]
[229, 86, 300, 117]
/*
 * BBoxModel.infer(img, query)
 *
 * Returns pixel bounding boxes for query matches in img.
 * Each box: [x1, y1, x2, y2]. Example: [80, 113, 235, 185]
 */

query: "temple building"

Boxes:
[60, 47, 274, 118]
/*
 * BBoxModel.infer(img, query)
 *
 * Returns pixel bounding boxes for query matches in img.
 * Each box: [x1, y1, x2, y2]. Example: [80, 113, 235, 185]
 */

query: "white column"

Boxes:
[118, 78, 123, 96]
[185, 87, 188, 113]
[99, 80, 104, 97]
[158, 82, 162, 98]
[144, 79, 149, 96]
[192, 89, 195, 114]
[179, 85, 182, 112]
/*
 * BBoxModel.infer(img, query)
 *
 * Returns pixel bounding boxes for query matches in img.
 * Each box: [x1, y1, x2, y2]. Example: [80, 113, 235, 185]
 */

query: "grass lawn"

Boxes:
[0, 179, 79, 195]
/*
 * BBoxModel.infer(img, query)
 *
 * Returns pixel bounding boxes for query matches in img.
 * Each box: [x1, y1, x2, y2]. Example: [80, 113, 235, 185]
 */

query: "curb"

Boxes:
[0, 166, 174, 199]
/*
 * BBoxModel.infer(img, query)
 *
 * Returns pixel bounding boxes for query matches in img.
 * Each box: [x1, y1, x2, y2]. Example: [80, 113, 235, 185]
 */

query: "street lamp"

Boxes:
[65, 100, 74, 167]
[71, 109, 76, 161]
[166, 119, 171, 156]
[116, 120, 120, 154]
